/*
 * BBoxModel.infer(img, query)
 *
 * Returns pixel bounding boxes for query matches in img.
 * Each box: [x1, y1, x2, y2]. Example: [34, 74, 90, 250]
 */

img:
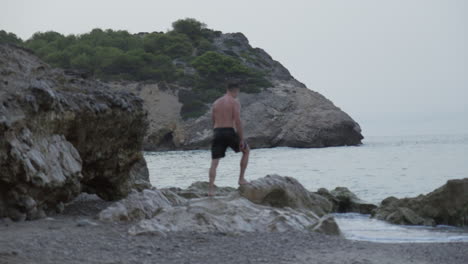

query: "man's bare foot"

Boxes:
[238, 179, 249, 185]
[208, 185, 215, 196]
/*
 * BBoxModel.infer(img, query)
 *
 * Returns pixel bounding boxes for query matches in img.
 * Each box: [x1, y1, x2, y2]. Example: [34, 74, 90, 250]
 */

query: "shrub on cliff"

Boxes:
[172, 18, 206, 41]
[143, 32, 193, 58]
[192, 51, 270, 92]
[192, 51, 250, 81]
[0, 30, 23, 45]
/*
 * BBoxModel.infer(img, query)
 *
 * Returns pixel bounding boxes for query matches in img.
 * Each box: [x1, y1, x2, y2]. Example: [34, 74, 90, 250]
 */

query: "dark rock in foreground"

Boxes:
[0, 44, 150, 221]
[316, 187, 377, 214]
[372, 178, 468, 227]
[239, 174, 333, 217]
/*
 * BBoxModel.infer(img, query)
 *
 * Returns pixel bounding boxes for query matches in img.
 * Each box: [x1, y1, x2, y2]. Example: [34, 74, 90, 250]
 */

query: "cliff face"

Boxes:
[0, 44, 149, 221]
[110, 33, 363, 150]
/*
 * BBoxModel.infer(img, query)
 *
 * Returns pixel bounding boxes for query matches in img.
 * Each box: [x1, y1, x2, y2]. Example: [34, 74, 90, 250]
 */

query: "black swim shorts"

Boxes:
[211, 127, 241, 159]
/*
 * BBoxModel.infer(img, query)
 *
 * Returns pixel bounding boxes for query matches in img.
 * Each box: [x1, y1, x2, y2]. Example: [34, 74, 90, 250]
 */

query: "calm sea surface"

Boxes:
[146, 134, 468, 204]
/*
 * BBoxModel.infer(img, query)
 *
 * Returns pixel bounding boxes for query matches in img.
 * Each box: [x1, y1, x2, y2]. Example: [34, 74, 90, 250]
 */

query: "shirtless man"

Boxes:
[208, 82, 250, 196]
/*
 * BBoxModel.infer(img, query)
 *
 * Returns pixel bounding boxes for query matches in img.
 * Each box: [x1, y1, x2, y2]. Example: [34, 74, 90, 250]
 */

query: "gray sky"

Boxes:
[2, 0, 467, 136]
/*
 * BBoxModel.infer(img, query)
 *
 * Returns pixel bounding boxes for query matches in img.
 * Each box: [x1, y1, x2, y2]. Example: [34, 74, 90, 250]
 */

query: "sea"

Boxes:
[144, 134, 468, 243]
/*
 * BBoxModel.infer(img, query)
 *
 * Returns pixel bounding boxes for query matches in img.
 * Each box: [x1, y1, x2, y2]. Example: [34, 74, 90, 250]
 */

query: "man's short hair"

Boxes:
[227, 81, 240, 91]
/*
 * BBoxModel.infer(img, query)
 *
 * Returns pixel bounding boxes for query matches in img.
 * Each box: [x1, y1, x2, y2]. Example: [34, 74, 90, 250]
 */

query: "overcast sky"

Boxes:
[2, 0, 467, 137]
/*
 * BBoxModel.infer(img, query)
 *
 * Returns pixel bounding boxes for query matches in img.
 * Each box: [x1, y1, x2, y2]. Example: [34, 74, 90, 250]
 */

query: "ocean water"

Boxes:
[334, 213, 468, 243]
[145, 134, 468, 243]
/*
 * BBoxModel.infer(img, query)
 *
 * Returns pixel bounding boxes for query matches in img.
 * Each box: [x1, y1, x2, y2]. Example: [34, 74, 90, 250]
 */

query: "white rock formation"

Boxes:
[99, 175, 341, 236]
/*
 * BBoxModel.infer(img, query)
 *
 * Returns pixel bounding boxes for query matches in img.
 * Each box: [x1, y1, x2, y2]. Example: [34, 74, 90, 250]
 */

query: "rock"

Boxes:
[56, 202, 65, 213]
[308, 215, 341, 236]
[372, 178, 468, 227]
[239, 174, 332, 217]
[99, 176, 341, 236]
[98, 189, 175, 222]
[385, 207, 435, 226]
[163, 181, 237, 199]
[108, 32, 363, 151]
[159, 189, 189, 206]
[316, 187, 377, 214]
[0, 44, 150, 220]
[128, 158, 152, 191]
[128, 221, 168, 237]
[76, 219, 99, 227]
[124, 193, 340, 235]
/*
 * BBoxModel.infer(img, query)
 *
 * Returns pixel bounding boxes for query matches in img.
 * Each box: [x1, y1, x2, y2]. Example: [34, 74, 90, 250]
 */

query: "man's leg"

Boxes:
[209, 159, 220, 196]
[239, 146, 250, 185]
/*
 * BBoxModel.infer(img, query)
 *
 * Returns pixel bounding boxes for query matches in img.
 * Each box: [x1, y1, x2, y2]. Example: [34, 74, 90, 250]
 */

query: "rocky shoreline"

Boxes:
[1, 178, 467, 264]
[97, 175, 341, 236]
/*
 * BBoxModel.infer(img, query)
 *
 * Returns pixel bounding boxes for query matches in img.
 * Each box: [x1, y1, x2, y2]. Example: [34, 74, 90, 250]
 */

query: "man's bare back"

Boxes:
[212, 94, 239, 129]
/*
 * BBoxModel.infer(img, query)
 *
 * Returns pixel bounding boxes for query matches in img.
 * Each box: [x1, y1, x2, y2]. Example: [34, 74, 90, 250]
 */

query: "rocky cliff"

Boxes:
[0, 44, 150, 221]
[109, 33, 363, 150]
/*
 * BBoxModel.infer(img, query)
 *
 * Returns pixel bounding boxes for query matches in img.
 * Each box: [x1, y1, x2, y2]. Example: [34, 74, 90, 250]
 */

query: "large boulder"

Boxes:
[128, 194, 339, 235]
[0, 44, 149, 221]
[98, 189, 182, 222]
[98, 187, 340, 236]
[372, 178, 468, 227]
[316, 187, 377, 214]
[239, 174, 333, 217]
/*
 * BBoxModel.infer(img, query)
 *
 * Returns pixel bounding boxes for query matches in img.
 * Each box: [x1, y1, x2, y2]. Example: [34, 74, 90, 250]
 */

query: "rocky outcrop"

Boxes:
[98, 189, 178, 222]
[163, 181, 237, 199]
[0, 44, 149, 221]
[372, 178, 468, 227]
[239, 174, 333, 217]
[99, 175, 341, 236]
[126, 194, 339, 236]
[109, 33, 363, 150]
[316, 187, 377, 214]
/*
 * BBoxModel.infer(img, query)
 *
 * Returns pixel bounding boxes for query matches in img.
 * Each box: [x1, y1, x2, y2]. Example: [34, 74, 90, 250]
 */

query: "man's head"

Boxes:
[226, 82, 240, 98]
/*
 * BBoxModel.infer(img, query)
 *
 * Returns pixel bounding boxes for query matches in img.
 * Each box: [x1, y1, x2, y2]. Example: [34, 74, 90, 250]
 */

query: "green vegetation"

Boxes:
[0, 30, 23, 45]
[0, 19, 272, 119]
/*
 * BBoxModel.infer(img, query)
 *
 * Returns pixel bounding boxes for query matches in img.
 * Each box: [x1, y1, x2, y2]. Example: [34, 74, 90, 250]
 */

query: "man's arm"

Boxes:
[211, 105, 216, 128]
[233, 100, 244, 142]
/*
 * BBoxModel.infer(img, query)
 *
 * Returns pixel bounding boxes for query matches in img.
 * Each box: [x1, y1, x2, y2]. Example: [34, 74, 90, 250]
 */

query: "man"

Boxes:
[208, 82, 249, 196]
